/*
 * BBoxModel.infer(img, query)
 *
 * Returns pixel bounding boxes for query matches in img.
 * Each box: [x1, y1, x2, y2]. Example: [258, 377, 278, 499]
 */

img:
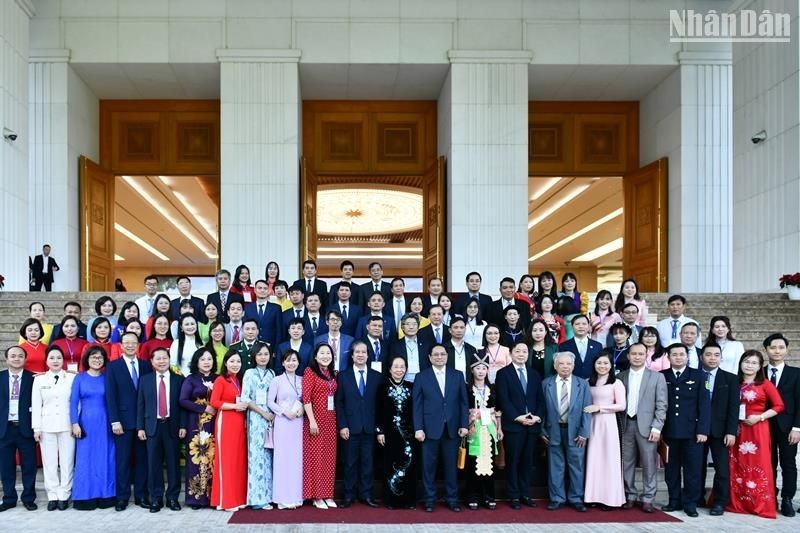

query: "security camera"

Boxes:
[751, 130, 767, 144]
[3, 128, 17, 142]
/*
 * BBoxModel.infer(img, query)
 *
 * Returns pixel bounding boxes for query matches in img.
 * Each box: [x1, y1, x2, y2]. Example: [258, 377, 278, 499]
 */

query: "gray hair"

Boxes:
[215, 269, 231, 278]
[553, 351, 576, 367]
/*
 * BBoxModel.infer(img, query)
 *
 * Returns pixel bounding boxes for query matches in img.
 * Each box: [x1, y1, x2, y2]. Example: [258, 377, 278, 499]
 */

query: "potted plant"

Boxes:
[779, 272, 800, 300]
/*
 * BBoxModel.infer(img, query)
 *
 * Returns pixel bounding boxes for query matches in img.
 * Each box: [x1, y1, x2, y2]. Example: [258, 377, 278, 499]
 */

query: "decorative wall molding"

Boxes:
[216, 49, 302, 63]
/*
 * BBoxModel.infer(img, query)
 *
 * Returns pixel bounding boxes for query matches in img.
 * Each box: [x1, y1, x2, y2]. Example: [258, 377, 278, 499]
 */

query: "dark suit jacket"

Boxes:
[772, 364, 800, 433]
[385, 295, 411, 322]
[328, 300, 362, 337]
[282, 307, 308, 335]
[206, 291, 245, 323]
[106, 357, 153, 430]
[52, 320, 88, 340]
[0, 370, 34, 439]
[335, 367, 381, 434]
[315, 333, 354, 371]
[454, 292, 493, 315]
[292, 278, 329, 309]
[244, 300, 283, 347]
[170, 296, 206, 323]
[418, 323, 451, 347]
[412, 366, 469, 439]
[328, 282, 362, 310]
[137, 372, 187, 437]
[389, 337, 432, 373]
[494, 364, 544, 435]
[358, 280, 392, 310]
[362, 336, 389, 367]
[486, 299, 532, 331]
[707, 368, 740, 438]
[558, 337, 604, 379]
[356, 313, 395, 341]
[301, 314, 328, 344]
[31, 254, 59, 283]
[275, 341, 313, 375]
[444, 340, 477, 374]
[661, 367, 712, 439]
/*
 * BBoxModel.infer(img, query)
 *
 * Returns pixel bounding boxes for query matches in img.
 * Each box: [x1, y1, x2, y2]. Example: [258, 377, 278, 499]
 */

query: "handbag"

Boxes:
[263, 423, 274, 449]
[456, 437, 467, 469]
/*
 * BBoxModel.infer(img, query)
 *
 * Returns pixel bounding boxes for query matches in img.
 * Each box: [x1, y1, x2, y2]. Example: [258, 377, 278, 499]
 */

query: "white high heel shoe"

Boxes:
[313, 499, 328, 509]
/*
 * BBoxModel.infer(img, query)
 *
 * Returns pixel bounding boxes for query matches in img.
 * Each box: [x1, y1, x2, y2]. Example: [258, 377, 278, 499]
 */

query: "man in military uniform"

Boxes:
[229, 318, 269, 372]
[660, 343, 711, 518]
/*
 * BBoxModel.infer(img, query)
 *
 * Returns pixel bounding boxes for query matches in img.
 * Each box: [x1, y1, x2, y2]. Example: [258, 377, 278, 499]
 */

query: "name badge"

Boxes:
[480, 408, 492, 424]
[243, 292, 252, 303]
[8, 399, 19, 419]
[739, 403, 747, 421]
[255, 389, 268, 405]
[327, 395, 335, 411]
[370, 361, 382, 374]
[67, 363, 78, 373]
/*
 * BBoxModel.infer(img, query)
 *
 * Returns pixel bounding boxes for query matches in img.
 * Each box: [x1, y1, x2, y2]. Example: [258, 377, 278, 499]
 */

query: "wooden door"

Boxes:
[623, 158, 668, 291]
[422, 156, 446, 287]
[299, 157, 318, 264]
[79, 156, 115, 291]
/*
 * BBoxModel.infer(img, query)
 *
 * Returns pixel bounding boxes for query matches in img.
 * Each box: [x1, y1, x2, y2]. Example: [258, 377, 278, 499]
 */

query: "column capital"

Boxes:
[448, 50, 533, 64]
[216, 49, 302, 63]
[678, 50, 732, 66]
[29, 49, 71, 63]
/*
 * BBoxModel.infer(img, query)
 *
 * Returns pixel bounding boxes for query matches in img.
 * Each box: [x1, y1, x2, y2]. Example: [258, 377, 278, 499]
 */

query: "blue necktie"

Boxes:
[258, 304, 264, 321]
[374, 340, 381, 362]
[130, 360, 139, 390]
[296, 309, 301, 318]
[342, 304, 348, 322]
[435, 327, 441, 343]
[359, 370, 365, 397]
[671, 319, 679, 338]
[518, 367, 527, 392]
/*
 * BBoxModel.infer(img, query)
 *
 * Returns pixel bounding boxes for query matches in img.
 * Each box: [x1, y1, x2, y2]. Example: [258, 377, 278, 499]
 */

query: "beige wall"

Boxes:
[528, 266, 598, 293]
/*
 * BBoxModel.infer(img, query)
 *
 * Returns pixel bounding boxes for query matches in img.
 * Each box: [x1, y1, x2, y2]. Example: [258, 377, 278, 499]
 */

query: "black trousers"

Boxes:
[343, 433, 374, 501]
[0, 424, 37, 504]
[698, 436, 730, 506]
[30, 278, 52, 292]
[503, 430, 536, 499]
[664, 436, 702, 507]
[770, 426, 798, 500]
[114, 429, 149, 501]
[421, 433, 459, 505]
[146, 421, 180, 501]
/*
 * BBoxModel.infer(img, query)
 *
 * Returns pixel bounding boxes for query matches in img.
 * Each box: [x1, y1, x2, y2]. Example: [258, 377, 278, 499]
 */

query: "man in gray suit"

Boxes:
[617, 342, 667, 513]
[541, 351, 592, 512]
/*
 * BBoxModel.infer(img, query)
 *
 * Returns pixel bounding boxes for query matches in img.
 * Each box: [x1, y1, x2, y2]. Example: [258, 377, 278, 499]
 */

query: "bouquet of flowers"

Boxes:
[779, 273, 800, 288]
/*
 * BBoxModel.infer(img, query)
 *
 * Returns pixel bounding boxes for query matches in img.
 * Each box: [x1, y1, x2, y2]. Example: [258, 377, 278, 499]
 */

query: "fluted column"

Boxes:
[441, 51, 531, 293]
[217, 49, 302, 277]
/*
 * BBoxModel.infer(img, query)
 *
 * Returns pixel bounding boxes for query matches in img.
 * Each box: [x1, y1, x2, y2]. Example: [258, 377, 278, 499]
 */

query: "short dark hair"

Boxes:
[81, 345, 108, 371]
[63, 301, 82, 311]
[90, 317, 112, 340]
[499, 276, 515, 288]
[391, 277, 405, 286]
[428, 304, 443, 314]
[680, 322, 700, 334]
[570, 314, 590, 326]
[287, 317, 305, 330]
[220, 348, 245, 381]
[274, 279, 289, 290]
[367, 315, 384, 325]
[242, 317, 259, 328]
[465, 271, 482, 283]
[188, 347, 217, 375]
[29, 301, 45, 312]
[338, 281, 352, 290]
[53, 315, 79, 340]
[666, 342, 687, 355]
[176, 275, 191, 284]
[4, 345, 26, 359]
[249, 342, 272, 369]
[144, 274, 158, 284]
[621, 302, 640, 313]
[303, 259, 317, 269]
[326, 309, 343, 321]
[667, 294, 686, 305]
[120, 331, 139, 343]
[368, 261, 382, 270]
[702, 341, 722, 354]
[763, 332, 789, 348]
[589, 350, 617, 387]
[150, 346, 170, 359]
[94, 296, 117, 316]
[610, 322, 631, 336]
[339, 260, 354, 270]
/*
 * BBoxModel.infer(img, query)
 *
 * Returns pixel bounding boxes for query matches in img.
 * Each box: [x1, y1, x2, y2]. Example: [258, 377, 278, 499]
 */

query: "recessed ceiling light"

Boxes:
[571, 238, 624, 262]
[529, 207, 623, 261]
[317, 246, 423, 253]
[317, 254, 423, 260]
[114, 254, 125, 261]
[528, 183, 591, 228]
[115, 223, 169, 261]
[529, 177, 562, 201]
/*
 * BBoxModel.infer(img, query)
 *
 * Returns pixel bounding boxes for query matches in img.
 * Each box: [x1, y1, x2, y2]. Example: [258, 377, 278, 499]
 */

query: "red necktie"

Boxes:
[232, 325, 240, 343]
[158, 374, 167, 418]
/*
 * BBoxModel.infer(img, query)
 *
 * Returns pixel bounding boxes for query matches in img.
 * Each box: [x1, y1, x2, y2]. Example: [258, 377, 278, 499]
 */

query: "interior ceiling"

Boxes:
[299, 63, 449, 99]
[529, 176, 624, 268]
[529, 64, 677, 100]
[115, 175, 219, 267]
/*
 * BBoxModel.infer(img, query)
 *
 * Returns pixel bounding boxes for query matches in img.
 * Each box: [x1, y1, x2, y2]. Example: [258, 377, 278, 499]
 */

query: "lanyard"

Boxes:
[486, 345, 500, 365]
[740, 382, 755, 400]
[65, 338, 78, 362]
[257, 367, 272, 383]
[230, 376, 241, 396]
[613, 347, 626, 365]
[286, 373, 300, 399]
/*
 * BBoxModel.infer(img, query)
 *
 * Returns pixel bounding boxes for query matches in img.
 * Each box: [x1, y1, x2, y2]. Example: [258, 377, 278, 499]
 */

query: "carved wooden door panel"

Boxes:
[79, 156, 115, 291]
[422, 156, 446, 287]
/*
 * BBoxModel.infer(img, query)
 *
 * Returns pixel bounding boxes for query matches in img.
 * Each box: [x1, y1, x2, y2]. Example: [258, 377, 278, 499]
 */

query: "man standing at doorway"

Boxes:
[30, 244, 59, 292]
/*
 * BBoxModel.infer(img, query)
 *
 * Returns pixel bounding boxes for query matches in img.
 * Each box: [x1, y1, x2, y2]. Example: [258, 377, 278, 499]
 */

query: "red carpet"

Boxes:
[229, 501, 682, 524]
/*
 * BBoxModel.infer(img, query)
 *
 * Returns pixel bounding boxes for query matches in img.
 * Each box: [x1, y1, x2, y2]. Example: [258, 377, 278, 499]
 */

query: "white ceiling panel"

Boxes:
[529, 64, 677, 100]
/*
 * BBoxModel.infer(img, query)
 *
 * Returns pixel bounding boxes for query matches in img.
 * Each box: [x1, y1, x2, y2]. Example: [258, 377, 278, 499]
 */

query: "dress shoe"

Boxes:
[23, 502, 38, 511]
[57, 500, 69, 511]
[622, 500, 636, 509]
[642, 502, 655, 513]
[684, 506, 698, 517]
[167, 500, 181, 511]
[661, 503, 681, 512]
[520, 496, 537, 508]
[360, 498, 379, 508]
[782, 499, 796, 517]
[547, 502, 564, 511]
[572, 503, 587, 512]
[509, 499, 521, 510]
[114, 501, 127, 512]
[0, 502, 16, 512]
[150, 499, 164, 513]
[340, 500, 352, 508]
[424, 504, 434, 512]
[135, 497, 152, 509]
[47, 501, 58, 511]
[709, 505, 724, 516]
[696, 498, 707, 509]
[447, 502, 461, 512]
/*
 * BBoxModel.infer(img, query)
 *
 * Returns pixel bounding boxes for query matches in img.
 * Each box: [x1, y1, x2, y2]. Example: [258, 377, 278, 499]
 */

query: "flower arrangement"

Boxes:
[0, 274, 4, 289]
[779, 273, 800, 288]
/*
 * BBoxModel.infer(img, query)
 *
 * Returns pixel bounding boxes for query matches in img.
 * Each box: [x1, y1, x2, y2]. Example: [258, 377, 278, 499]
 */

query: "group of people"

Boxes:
[1, 261, 797, 521]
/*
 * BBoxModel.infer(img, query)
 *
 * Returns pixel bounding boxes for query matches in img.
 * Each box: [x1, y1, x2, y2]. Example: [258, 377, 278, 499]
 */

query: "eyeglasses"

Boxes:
[88, 355, 104, 360]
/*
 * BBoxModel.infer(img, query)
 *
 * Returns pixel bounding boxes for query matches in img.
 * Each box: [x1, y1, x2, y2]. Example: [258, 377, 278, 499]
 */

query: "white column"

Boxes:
[443, 51, 531, 294]
[673, 51, 733, 293]
[0, 0, 33, 290]
[217, 49, 302, 279]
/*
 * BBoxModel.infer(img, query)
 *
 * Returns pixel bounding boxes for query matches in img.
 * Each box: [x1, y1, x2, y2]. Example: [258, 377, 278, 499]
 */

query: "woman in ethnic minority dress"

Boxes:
[179, 347, 218, 509]
[302, 344, 338, 509]
[242, 344, 275, 509]
[728, 350, 784, 518]
[465, 354, 501, 510]
[376, 355, 417, 509]
[268, 350, 304, 509]
[210, 349, 248, 511]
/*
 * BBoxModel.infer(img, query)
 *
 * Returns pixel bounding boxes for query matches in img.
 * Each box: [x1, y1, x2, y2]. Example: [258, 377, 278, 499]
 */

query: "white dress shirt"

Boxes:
[7, 371, 22, 421]
[657, 315, 702, 347]
[434, 367, 446, 396]
[627, 367, 644, 417]
[122, 354, 140, 382]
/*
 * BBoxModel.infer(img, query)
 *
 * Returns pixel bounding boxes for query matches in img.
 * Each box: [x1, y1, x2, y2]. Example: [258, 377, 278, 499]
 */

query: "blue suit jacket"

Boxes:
[541, 374, 593, 444]
[494, 364, 545, 435]
[105, 357, 153, 430]
[0, 370, 34, 439]
[661, 367, 712, 439]
[243, 301, 283, 347]
[335, 367, 381, 434]
[136, 372, 187, 437]
[412, 366, 469, 440]
[327, 301, 362, 337]
[301, 314, 328, 344]
[315, 333, 354, 371]
[389, 337, 433, 373]
[282, 307, 307, 336]
[275, 341, 313, 375]
[169, 296, 206, 323]
[558, 338, 604, 379]
[356, 313, 395, 341]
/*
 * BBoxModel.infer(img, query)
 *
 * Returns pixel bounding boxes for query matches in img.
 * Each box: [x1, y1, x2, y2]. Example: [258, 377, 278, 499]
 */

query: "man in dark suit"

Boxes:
[453, 271, 493, 315]
[328, 282, 361, 337]
[486, 277, 532, 331]
[206, 269, 244, 323]
[355, 292, 395, 340]
[698, 341, 739, 515]
[358, 261, 392, 310]
[764, 332, 800, 516]
[390, 313, 431, 381]
[30, 243, 59, 291]
[328, 260, 362, 309]
[421, 276, 447, 316]
[558, 315, 604, 379]
[418, 305, 451, 346]
[51, 301, 88, 340]
[444, 316, 477, 381]
[412, 344, 469, 512]
[661, 343, 711, 518]
[386, 277, 411, 330]
[494, 341, 545, 510]
[136, 348, 186, 512]
[228, 319, 266, 373]
[301, 293, 327, 343]
[335, 341, 381, 508]
[0, 346, 37, 511]
[316, 310, 354, 372]
[292, 259, 329, 309]
[275, 319, 314, 375]
[106, 332, 153, 511]
[169, 276, 205, 322]
[607, 303, 643, 347]
[244, 279, 283, 347]
[282, 286, 308, 334]
[360, 317, 389, 373]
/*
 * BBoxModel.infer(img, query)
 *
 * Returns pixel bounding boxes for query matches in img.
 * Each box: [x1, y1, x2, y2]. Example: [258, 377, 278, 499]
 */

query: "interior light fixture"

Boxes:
[529, 177, 562, 201]
[317, 246, 423, 253]
[528, 183, 591, 229]
[115, 223, 169, 261]
[529, 207, 623, 261]
[571, 237, 624, 262]
[317, 254, 423, 260]
[162, 178, 219, 244]
[114, 254, 125, 261]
